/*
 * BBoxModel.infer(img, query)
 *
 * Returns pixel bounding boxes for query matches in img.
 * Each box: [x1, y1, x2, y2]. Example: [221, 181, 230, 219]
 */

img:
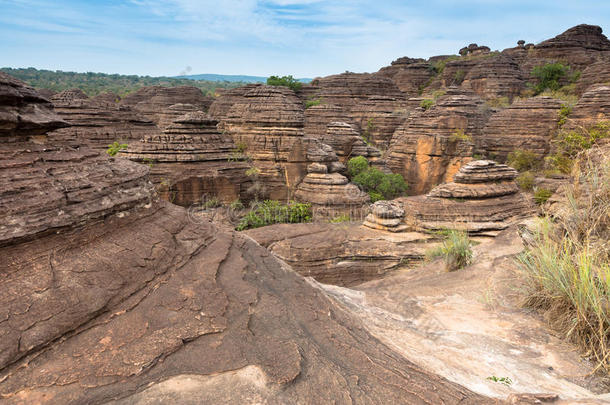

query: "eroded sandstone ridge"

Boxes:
[399, 160, 536, 234]
[1, 73, 495, 404]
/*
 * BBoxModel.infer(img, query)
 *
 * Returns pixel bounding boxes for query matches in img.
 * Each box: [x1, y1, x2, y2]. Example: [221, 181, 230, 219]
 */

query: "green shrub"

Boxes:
[236, 200, 312, 231]
[347, 155, 369, 178]
[420, 99, 434, 110]
[557, 103, 572, 127]
[531, 63, 569, 94]
[362, 118, 375, 145]
[547, 122, 610, 174]
[106, 141, 128, 157]
[305, 98, 322, 109]
[425, 229, 473, 271]
[449, 129, 472, 142]
[202, 197, 221, 209]
[507, 149, 541, 172]
[516, 171, 535, 190]
[533, 188, 552, 204]
[266, 75, 302, 91]
[329, 214, 351, 223]
[346, 156, 408, 202]
[230, 199, 244, 210]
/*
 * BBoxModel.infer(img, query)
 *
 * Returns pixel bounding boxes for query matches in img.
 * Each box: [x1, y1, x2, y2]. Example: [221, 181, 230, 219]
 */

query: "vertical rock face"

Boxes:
[119, 85, 213, 126]
[310, 73, 405, 109]
[460, 54, 525, 100]
[386, 89, 491, 194]
[120, 111, 249, 206]
[1, 72, 491, 404]
[48, 90, 163, 151]
[480, 96, 563, 160]
[350, 95, 409, 149]
[322, 121, 382, 163]
[294, 140, 369, 217]
[377, 57, 434, 96]
[565, 85, 610, 128]
[399, 160, 536, 234]
[575, 58, 610, 94]
[304, 102, 357, 142]
[223, 85, 305, 199]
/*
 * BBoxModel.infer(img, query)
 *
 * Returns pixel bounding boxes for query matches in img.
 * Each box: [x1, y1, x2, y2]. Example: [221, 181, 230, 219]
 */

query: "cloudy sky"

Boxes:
[1, 0, 609, 78]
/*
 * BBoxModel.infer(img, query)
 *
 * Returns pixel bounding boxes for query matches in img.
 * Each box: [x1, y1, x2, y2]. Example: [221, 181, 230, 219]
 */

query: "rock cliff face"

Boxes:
[399, 160, 536, 234]
[350, 95, 409, 149]
[121, 111, 250, 206]
[49, 90, 163, 151]
[459, 54, 524, 101]
[386, 89, 491, 194]
[565, 85, 610, 128]
[480, 96, 563, 160]
[119, 85, 213, 126]
[1, 72, 492, 404]
[207, 83, 260, 120]
[222, 85, 306, 199]
[309, 73, 405, 108]
[377, 57, 434, 96]
[576, 58, 610, 94]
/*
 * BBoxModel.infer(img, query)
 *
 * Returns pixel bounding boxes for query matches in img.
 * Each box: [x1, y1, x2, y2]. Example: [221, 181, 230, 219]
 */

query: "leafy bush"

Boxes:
[266, 75, 302, 91]
[449, 129, 472, 142]
[305, 98, 322, 109]
[236, 200, 312, 231]
[516, 171, 535, 190]
[347, 157, 407, 202]
[533, 188, 552, 204]
[507, 149, 541, 172]
[106, 141, 128, 156]
[425, 229, 473, 271]
[518, 156, 610, 373]
[420, 99, 434, 110]
[546, 121, 610, 174]
[557, 103, 572, 127]
[531, 63, 569, 94]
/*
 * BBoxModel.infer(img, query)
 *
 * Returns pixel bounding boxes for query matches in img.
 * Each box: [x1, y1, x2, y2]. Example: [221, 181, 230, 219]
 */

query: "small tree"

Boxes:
[531, 63, 569, 94]
[267, 75, 302, 92]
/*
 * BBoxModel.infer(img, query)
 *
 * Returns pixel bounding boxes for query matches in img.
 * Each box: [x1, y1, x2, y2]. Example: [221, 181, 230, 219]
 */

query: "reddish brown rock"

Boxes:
[155, 103, 201, 130]
[386, 88, 491, 194]
[460, 54, 525, 100]
[207, 83, 261, 120]
[121, 111, 250, 206]
[363, 200, 408, 232]
[480, 96, 563, 160]
[575, 58, 610, 94]
[92, 91, 120, 104]
[565, 85, 610, 128]
[399, 160, 536, 234]
[304, 102, 357, 142]
[35, 88, 56, 99]
[222, 85, 305, 199]
[377, 57, 435, 96]
[119, 85, 213, 126]
[0, 73, 492, 404]
[350, 95, 409, 149]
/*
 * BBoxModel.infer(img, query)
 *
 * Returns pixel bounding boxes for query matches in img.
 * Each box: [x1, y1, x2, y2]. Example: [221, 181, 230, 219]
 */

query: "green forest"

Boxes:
[1, 67, 248, 97]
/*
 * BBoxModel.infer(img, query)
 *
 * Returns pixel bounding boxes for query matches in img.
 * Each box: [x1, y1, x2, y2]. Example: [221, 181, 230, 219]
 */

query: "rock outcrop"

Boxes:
[377, 57, 435, 96]
[119, 85, 213, 126]
[460, 54, 524, 101]
[207, 83, 261, 120]
[576, 58, 610, 94]
[387, 88, 491, 194]
[564, 85, 610, 128]
[1, 72, 493, 404]
[350, 96, 409, 149]
[399, 160, 536, 234]
[222, 85, 306, 199]
[294, 140, 369, 217]
[363, 200, 408, 232]
[121, 111, 250, 206]
[480, 96, 563, 160]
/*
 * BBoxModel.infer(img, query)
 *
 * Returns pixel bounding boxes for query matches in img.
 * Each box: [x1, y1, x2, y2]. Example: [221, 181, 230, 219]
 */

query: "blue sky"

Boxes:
[1, 0, 609, 78]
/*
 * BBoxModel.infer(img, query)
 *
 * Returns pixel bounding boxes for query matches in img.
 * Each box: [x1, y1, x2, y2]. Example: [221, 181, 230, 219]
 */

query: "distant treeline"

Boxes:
[1, 67, 249, 97]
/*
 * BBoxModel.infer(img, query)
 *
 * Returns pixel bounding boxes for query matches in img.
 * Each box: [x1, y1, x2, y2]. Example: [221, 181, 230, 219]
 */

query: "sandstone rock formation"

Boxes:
[92, 91, 120, 104]
[350, 95, 409, 149]
[377, 57, 435, 96]
[48, 90, 163, 151]
[222, 85, 306, 199]
[387, 88, 491, 194]
[564, 85, 610, 128]
[1, 73, 494, 404]
[575, 58, 610, 94]
[294, 140, 369, 217]
[399, 160, 536, 234]
[363, 200, 407, 232]
[459, 54, 524, 101]
[154, 103, 200, 130]
[246, 223, 436, 287]
[121, 111, 250, 206]
[480, 96, 563, 160]
[207, 83, 261, 120]
[119, 85, 213, 126]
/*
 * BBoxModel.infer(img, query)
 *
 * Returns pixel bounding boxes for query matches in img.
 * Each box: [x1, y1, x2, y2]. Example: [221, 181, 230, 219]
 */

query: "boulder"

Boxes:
[363, 200, 408, 232]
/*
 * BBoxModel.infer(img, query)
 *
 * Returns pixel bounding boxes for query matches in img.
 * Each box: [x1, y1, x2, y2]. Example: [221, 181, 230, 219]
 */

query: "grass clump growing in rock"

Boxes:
[426, 229, 473, 272]
[507, 149, 542, 172]
[106, 141, 128, 157]
[557, 104, 573, 127]
[236, 200, 312, 231]
[449, 129, 472, 142]
[533, 188, 553, 204]
[518, 155, 610, 373]
[420, 99, 434, 110]
[516, 171, 535, 190]
[346, 156, 408, 202]
[305, 97, 323, 109]
[266, 75, 302, 92]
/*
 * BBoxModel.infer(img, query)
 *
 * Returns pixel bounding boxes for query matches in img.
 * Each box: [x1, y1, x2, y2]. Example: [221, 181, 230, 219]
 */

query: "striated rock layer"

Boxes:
[387, 88, 491, 194]
[121, 111, 250, 206]
[0, 72, 493, 404]
[399, 160, 536, 234]
[480, 96, 563, 160]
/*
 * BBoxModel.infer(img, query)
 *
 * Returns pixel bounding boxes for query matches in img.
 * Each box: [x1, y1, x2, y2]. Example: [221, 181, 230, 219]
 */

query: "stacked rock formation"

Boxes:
[387, 88, 491, 194]
[459, 43, 491, 56]
[207, 83, 261, 120]
[576, 58, 610, 94]
[323, 121, 382, 163]
[460, 54, 525, 101]
[92, 91, 120, 104]
[119, 85, 213, 126]
[155, 103, 201, 130]
[350, 95, 409, 149]
[294, 140, 369, 217]
[121, 111, 250, 206]
[480, 96, 563, 160]
[1, 72, 492, 404]
[363, 200, 408, 232]
[377, 57, 435, 96]
[222, 85, 306, 199]
[309, 73, 405, 108]
[49, 89, 163, 151]
[564, 85, 610, 128]
[304, 103, 357, 142]
[399, 160, 536, 234]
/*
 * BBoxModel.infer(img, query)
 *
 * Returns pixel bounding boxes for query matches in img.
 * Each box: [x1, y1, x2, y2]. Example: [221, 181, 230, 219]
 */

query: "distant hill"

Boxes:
[1, 67, 250, 97]
[176, 73, 312, 83]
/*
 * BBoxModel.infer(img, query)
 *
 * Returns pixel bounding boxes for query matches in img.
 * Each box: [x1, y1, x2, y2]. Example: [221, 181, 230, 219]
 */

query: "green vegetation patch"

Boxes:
[266, 75, 302, 92]
[346, 156, 408, 202]
[425, 229, 473, 272]
[236, 200, 312, 231]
